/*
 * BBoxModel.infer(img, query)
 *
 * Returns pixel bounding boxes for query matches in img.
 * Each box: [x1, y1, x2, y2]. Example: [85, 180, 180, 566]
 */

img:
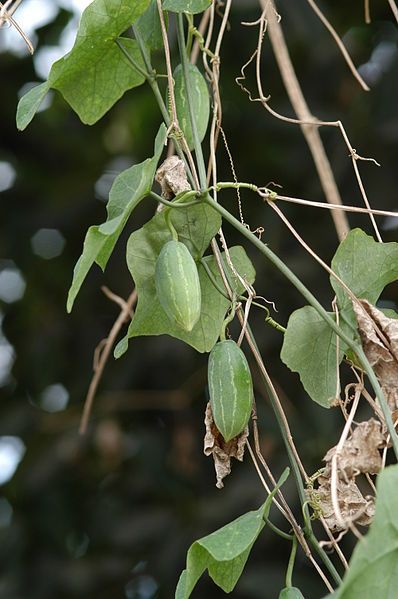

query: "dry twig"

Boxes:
[272, 193, 398, 219]
[305, 0, 369, 91]
[79, 287, 138, 434]
[259, 1, 349, 240]
[237, 3, 383, 242]
[388, 0, 398, 23]
[330, 386, 362, 529]
[266, 199, 360, 306]
[364, 0, 371, 23]
[0, 0, 33, 54]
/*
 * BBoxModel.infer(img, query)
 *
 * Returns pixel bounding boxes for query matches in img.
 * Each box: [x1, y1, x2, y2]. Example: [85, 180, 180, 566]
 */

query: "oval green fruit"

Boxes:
[155, 240, 201, 331]
[279, 588, 305, 599]
[173, 63, 210, 151]
[208, 340, 253, 442]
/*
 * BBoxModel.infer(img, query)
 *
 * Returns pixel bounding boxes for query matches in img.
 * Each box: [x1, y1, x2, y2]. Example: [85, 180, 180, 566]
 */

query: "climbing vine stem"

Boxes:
[203, 193, 398, 460]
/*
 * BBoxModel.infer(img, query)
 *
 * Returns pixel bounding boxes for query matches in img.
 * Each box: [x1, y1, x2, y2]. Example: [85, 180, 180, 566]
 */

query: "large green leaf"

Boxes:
[17, 0, 150, 127]
[323, 465, 398, 599]
[175, 469, 289, 599]
[136, 0, 167, 50]
[51, 37, 146, 125]
[281, 228, 398, 408]
[114, 203, 256, 355]
[163, 0, 212, 14]
[281, 306, 348, 408]
[174, 64, 210, 151]
[331, 228, 398, 324]
[67, 124, 167, 312]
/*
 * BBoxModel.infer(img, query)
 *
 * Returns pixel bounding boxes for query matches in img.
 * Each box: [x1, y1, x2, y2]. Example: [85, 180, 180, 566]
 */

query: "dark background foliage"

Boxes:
[1, 1, 397, 597]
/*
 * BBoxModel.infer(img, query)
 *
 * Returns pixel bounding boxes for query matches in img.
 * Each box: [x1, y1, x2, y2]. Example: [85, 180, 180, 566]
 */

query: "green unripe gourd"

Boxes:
[155, 240, 201, 332]
[208, 340, 253, 442]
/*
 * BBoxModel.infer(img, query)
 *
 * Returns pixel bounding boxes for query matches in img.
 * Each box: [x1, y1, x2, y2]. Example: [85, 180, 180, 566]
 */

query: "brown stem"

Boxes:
[388, 0, 398, 23]
[79, 288, 138, 434]
[305, 0, 369, 91]
[364, 0, 371, 23]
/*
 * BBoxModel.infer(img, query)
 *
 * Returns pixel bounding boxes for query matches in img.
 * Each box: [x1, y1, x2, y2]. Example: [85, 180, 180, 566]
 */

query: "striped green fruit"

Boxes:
[155, 240, 201, 331]
[208, 340, 253, 442]
[173, 63, 210, 151]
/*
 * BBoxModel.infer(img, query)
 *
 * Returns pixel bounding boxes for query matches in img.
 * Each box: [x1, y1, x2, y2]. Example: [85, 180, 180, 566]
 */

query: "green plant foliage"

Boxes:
[16, 0, 151, 127]
[175, 469, 289, 598]
[163, 0, 212, 14]
[67, 124, 167, 312]
[114, 200, 255, 354]
[136, 0, 167, 50]
[10, 2, 398, 597]
[323, 465, 398, 599]
[208, 340, 253, 441]
[279, 588, 305, 599]
[331, 228, 398, 323]
[174, 64, 210, 151]
[281, 228, 398, 407]
[16, 82, 50, 131]
[280, 307, 347, 408]
[155, 240, 202, 331]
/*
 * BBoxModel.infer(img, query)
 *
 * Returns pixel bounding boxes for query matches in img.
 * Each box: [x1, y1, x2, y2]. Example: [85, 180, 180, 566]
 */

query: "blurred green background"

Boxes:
[1, 1, 397, 597]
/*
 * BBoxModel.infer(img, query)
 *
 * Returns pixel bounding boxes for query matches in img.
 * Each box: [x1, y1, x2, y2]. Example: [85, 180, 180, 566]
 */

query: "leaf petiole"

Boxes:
[149, 190, 202, 208]
[264, 517, 294, 541]
[286, 536, 298, 588]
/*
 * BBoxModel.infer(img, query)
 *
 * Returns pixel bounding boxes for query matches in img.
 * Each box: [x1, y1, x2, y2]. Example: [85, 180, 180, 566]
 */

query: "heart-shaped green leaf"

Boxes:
[281, 306, 349, 407]
[17, 0, 151, 127]
[281, 228, 398, 407]
[331, 228, 398, 325]
[114, 202, 255, 355]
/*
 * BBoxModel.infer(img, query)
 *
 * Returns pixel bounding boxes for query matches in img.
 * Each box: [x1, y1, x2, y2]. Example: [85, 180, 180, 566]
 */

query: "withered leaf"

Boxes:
[204, 402, 248, 489]
[316, 471, 375, 531]
[155, 156, 191, 199]
[353, 299, 398, 410]
[310, 418, 384, 531]
[323, 419, 384, 478]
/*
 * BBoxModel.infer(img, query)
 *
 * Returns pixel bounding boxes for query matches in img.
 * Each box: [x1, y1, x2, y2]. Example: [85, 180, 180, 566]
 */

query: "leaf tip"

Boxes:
[66, 293, 74, 314]
[114, 336, 128, 359]
[16, 82, 49, 131]
[279, 467, 290, 486]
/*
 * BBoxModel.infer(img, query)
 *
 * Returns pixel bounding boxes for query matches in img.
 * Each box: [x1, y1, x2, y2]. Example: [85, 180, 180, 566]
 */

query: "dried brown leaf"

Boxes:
[316, 470, 375, 531]
[155, 156, 191, 199]
[324, 419, 384, 478]
[353, 299, 398, 409]
[204, 402, 248, 489]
